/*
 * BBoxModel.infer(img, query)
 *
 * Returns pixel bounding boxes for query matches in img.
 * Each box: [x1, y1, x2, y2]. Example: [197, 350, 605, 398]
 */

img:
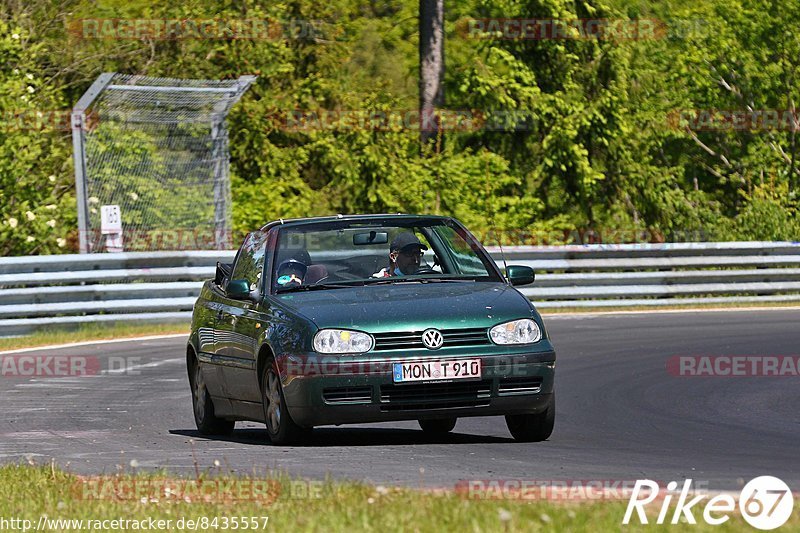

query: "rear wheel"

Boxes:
[190, 358, 234, 435]
[505, 394, 555, 442]
[418, 417, 457, 434]
[261, 359, 310, 445]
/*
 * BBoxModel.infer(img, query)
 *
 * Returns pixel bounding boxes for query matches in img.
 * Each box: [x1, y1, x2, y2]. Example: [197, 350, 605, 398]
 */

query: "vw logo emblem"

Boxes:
[421, 328, 444, 350]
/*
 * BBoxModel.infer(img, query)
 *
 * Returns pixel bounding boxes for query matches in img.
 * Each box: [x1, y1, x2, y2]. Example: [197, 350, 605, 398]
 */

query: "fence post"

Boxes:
[71, 73, 115, 254]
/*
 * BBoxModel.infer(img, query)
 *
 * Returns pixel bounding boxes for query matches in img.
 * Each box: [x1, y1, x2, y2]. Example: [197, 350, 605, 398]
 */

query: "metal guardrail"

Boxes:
[1, 242, 800, 335]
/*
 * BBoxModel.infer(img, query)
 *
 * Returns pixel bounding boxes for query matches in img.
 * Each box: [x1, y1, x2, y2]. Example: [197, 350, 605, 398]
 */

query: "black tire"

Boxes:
[418, 417, 457, 434]
[190, 358, 234, 436]
[505, 394, 555, 442]
[261, 359, 310, 445]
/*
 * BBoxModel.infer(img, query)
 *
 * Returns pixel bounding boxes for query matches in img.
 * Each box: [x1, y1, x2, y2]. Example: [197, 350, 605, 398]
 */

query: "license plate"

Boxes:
[392, 359, 481, 383]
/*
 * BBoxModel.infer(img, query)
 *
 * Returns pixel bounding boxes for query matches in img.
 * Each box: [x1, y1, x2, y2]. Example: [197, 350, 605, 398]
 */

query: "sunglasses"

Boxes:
[397, 249, 424, 258]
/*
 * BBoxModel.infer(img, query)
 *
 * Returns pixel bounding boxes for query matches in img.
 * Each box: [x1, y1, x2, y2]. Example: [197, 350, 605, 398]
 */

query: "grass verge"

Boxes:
[0, 464, 782, 532]
[0, 322, 188, 352]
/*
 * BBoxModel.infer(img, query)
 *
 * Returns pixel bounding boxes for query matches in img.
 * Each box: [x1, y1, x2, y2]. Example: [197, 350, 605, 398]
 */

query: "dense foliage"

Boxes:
[1, 0, 799, 254]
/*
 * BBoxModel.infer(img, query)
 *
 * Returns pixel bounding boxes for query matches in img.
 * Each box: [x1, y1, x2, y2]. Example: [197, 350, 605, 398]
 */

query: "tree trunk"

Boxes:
[419, 0, 444, 152]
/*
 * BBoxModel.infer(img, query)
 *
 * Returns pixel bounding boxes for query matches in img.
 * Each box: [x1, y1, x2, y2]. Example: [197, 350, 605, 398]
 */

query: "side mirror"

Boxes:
[226, 279, 253, 299]
[506, 265, 535, 286]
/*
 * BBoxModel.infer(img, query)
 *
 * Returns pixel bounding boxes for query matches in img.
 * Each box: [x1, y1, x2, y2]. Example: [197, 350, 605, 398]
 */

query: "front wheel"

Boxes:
[261, 359, 310, 445]
[505, 394, 555, 442]
[190, 359, 234, 436]
[418, 417, 457, 434]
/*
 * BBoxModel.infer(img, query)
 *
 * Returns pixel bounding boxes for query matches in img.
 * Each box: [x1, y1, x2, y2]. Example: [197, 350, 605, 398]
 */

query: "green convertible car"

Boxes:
[187, 214, 556, 444]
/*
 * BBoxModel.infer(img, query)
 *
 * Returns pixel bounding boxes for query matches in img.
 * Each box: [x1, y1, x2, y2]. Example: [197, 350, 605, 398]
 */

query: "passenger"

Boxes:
[275, 259, 307, 288]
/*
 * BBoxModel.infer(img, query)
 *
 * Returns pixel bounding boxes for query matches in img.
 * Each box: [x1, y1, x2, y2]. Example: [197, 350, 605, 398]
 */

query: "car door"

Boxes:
[196, 240, 247, 402]
[193, 282, 227, 401]
[216, 231, 269, 404]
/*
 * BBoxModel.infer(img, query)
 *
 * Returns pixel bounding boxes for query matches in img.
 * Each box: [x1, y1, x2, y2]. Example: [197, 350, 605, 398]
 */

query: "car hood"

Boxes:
[273, 282, 535, 332]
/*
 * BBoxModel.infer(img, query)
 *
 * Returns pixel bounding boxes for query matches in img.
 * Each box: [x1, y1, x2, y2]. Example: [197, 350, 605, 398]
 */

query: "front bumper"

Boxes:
[278, 346, 556, 427]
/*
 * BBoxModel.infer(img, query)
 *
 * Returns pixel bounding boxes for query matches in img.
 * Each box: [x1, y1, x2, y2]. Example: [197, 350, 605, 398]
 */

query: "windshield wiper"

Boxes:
[276, 282, 358, 293]
[409, 277, 477, 283]
[278, 277, 480, 292]
[362, 276, 477, 285]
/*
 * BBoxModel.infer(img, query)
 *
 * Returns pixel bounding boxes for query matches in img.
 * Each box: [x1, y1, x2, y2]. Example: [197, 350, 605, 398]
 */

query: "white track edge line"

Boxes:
[543, 305, 800, 319]
[0, 333, 188, 356]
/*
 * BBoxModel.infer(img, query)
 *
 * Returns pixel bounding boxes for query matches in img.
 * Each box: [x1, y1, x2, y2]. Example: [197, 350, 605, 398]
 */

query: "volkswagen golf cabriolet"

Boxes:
[187, 214, 555, 444]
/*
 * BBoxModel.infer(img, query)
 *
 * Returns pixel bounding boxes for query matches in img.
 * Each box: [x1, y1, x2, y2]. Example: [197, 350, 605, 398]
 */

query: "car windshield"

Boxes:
[271, 218, 502, 292]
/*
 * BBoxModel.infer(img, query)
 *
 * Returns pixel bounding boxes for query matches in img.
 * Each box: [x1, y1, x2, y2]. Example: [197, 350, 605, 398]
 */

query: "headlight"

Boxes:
[313, 329, 373, 354]
[489, 319, 541, 345]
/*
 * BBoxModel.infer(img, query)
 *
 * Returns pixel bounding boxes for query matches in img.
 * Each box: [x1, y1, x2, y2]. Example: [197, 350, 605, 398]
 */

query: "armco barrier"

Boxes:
[1, 242, 799, 336]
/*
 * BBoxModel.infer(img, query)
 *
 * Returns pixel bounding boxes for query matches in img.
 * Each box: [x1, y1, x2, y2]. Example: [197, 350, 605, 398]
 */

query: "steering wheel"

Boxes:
[414, 265, 437, 275]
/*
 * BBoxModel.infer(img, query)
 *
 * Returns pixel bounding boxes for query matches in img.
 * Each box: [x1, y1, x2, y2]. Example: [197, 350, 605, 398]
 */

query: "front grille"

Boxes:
[379, 380, 491, 411]
[322, 386, 373, 404]
[372, 327, 490, 351]
[498, 376, 543, 395]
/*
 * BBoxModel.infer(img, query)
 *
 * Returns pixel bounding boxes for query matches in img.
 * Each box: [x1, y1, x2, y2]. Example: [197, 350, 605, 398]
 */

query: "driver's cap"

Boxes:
[390, 232, 428, 253]
[277, 259, 307, 277]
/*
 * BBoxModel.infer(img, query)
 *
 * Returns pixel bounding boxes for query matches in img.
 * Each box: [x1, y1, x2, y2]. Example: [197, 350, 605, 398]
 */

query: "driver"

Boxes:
[373, 232, 427, 277]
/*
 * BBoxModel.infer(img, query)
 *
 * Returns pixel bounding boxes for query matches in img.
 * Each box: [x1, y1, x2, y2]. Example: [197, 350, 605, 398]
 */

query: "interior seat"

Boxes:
[304, 264, 329, 284]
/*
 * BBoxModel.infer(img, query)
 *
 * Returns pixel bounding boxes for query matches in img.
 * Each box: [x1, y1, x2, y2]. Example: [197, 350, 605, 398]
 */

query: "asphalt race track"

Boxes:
[1, 309, 798, 490]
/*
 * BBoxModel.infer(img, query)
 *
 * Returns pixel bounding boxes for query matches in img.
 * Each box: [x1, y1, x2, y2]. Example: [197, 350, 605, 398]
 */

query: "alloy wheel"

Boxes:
[193, 364, 206, 422]
[265, 370, 282, 433]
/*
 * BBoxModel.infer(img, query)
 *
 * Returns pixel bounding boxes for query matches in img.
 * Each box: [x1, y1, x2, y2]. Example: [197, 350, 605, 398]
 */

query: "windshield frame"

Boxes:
[267, 216, 504, 295]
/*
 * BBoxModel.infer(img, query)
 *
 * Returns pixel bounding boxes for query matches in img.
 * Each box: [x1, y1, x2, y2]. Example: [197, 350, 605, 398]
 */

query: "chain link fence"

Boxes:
[71, 73, 255, 253]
